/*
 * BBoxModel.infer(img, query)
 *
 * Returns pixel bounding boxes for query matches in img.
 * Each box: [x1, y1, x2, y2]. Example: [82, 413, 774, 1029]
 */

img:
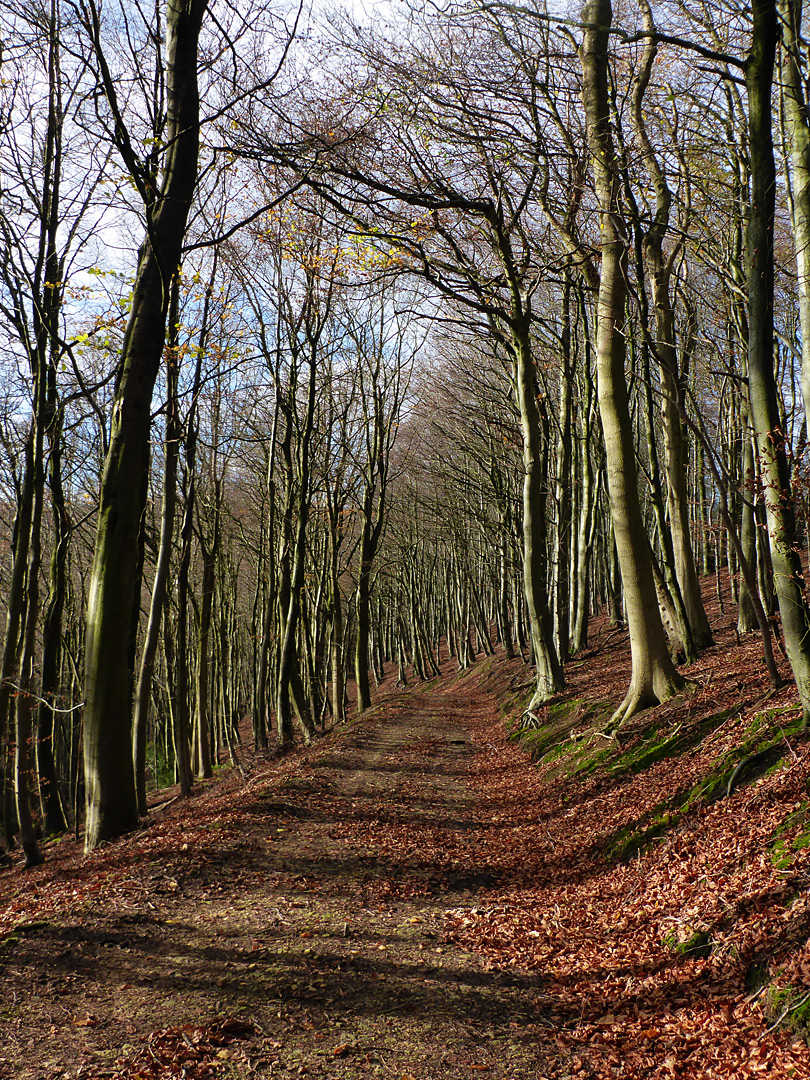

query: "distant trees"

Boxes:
[6, 0, 810, 860]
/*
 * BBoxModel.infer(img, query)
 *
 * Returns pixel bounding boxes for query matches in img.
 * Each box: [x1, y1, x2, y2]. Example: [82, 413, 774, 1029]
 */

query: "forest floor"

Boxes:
[2, 597, 810, 1078]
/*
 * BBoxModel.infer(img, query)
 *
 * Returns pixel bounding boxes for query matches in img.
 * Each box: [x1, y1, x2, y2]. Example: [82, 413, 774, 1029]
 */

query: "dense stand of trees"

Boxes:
[2, 0, 810, 858]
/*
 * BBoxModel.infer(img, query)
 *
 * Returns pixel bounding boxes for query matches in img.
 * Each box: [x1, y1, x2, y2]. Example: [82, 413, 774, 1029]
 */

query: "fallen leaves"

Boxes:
[3, 604, 810, 1080]
[111, 1018, 257, 1080]
[439, 614, 810, 1079]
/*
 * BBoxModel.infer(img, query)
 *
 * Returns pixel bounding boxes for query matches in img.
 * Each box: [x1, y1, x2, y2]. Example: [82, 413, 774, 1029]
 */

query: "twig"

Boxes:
[780, 729, 799, 762]
[152, 795, 180, 813]
[764, 990, 810, 1035]
[2, 681, 84, 714]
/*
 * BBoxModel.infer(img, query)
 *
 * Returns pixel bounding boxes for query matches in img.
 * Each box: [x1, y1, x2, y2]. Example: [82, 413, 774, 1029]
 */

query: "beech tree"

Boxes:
[579, 0, 684, 725]
[744, 0, 810, 723]
[79, 0, 209, 848]
[0, 0, 108, 859]
[244, 4, 572, 707]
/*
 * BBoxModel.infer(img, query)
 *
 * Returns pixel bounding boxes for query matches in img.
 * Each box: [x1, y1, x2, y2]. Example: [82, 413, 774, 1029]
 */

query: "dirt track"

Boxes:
[0, 685, 550, 1079]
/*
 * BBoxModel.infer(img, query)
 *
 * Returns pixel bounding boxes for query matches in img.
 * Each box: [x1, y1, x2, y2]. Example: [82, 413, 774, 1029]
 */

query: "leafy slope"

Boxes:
[444, 608, 810, 1078]
[1, 598, 809, 1078]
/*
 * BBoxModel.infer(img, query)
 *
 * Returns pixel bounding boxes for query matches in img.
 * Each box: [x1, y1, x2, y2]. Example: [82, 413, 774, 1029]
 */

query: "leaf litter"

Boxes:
[0, 598, 809, 1078]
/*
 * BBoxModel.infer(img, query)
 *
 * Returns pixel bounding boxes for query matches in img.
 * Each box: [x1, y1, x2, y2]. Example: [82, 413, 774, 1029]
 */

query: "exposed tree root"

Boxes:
[603, 674, 694, 737]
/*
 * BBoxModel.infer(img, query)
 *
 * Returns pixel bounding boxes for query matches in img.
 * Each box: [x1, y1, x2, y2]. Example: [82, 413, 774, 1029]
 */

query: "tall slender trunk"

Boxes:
[572, 363, 598, 654]
[581, 0, 683, 728]
[15, 414, 46, 867]
[37, 400, 70, 836]
[779, 0, 810, 423]
[194, 471, 220, 779]
[630, 2, 712, 650]
[354, 533, 375, 710]
[133, 282, 182, 811]
[82, 0, 208, 849]
[746, 0, 810, 723]
[552, 283, 573, 663]
[277, 329, 318, 747]
[737, 411, 760, 632]
[513, 320, 564, 707]
[498, 529, 515, 659]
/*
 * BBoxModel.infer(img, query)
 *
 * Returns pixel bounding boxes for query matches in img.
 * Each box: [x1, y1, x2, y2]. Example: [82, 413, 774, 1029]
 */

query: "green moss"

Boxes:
[604, 710, 804, 864]
[662, 927, 713, 959]
[609, 706, 738, 779]
[764, 985, 810, 1043]
[13, 920, 49, 935]
[565, 745, 612, 777]
[769, 801, 810, 869]
[608, 814, 673, 862]
[509, 697, 613, 771]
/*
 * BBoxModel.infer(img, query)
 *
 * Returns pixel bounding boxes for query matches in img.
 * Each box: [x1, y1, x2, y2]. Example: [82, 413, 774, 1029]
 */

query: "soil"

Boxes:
[0, 677, 549, 1079]
[4, 599, 810, 1079]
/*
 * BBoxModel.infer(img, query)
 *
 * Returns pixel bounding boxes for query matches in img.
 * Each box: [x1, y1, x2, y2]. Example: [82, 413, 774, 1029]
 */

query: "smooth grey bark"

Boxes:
[35, 5, 70, 838]
[779, 0, 810, 423]
[14, 412, 46, 867]
[276, 302, 319, 748]
[551, 283, 573, 664]
[745, 0, 810, 723]
[37, 396, 70, 837]
[254, 405, 279, 747]
[738, 407, 760, 633]
[581, 0, 683, 728]
[194, 476, 219, 779]
[630, 1, 712, 651]
[0, 0, 71, 851]
[173, 325, 206, 798]
[324, 419, 349, 721]
[637, 325, 695, 661]
[82, 0, 208, 849]
[514, 320, 564, 709]
[498, 531, 516, 660]
[571, 343, 599, 655]
[353, 327, 401, 712]
[132, 282, 182, 812]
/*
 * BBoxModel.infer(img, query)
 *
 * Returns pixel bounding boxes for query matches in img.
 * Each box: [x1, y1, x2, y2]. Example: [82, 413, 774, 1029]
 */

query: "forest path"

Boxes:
[0, 678, 549, 1079]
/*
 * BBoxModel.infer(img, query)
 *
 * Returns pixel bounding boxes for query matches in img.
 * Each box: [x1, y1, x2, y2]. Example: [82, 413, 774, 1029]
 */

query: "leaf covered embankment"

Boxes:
[447, 608, 810, 1078]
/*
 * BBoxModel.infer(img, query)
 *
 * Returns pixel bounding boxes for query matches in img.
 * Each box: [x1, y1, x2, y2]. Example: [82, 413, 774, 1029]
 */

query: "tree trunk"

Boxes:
[513, 322, 564, 707]
[746, 0, 810, 723]
[37, 400, 70, 836]
[82, 0, 208, 849]
[581, 0, 684, 728]
[737, 416, 760, 633]
[194, 510, 217, 779]
[15, 414, 46, 868]
[630, 3, 712, 650]
[553, 289, 573, 664]
[132, 283, 181, 812]
[779, 0, 810, 423]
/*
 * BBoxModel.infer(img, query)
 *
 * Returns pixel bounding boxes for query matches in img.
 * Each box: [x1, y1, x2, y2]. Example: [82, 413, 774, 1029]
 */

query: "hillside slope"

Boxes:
[0, 599, 809, 1078]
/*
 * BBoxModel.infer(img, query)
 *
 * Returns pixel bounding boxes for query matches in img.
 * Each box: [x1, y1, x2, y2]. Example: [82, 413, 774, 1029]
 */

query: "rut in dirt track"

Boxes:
[0, 686, 551, 1080]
